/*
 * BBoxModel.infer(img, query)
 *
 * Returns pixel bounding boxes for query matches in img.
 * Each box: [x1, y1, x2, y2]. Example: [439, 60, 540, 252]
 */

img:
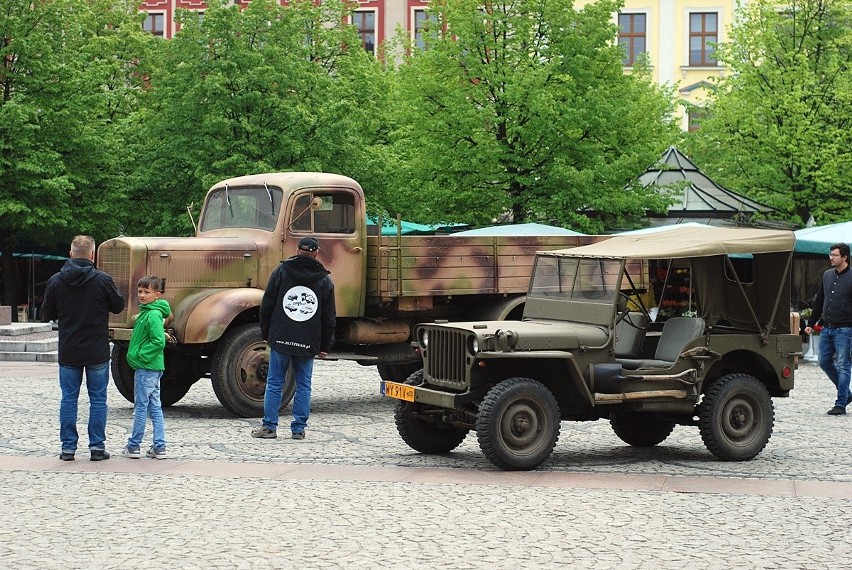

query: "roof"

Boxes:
[450, 223, 584, 237]
[794, 222, 852, 255]
[641, 147, 777, 216]
[545, 226, 795, 259]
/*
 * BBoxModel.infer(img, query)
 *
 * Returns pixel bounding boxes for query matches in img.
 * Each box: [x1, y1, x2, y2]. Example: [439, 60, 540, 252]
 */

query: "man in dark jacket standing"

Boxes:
[253, 237, 336, 440]
[42, 236, 124, 460]
[805, 242, 852, 415]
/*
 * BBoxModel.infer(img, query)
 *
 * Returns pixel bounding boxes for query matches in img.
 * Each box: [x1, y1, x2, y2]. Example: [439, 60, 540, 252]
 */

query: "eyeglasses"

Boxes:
[829, 253, 842, 258]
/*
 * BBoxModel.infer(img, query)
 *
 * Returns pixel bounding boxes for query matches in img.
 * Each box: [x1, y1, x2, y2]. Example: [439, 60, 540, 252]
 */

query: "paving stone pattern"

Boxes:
[0, 359, 849, 568]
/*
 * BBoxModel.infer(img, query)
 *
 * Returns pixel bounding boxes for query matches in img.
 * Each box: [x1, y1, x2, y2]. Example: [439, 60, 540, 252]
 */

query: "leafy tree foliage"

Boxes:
[684, 0, 852, 226]
[0, 0, 153, 306]
[127, 0, 392, 236]
[384, 0, 679, 232]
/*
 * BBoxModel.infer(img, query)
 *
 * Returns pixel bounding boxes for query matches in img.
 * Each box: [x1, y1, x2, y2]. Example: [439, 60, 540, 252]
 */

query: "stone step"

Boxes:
[0, 338, 59, 352]
[0, 351, 58, 363]
[0, 323, 54, 337]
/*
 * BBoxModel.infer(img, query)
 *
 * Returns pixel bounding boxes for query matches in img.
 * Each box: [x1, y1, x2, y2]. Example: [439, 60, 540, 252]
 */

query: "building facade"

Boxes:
[139, 0, 738, 130]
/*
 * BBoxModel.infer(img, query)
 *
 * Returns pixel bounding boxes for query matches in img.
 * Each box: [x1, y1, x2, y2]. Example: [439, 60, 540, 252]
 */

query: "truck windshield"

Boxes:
[529, 256, 621, 303]
[200, 185, 283, 231]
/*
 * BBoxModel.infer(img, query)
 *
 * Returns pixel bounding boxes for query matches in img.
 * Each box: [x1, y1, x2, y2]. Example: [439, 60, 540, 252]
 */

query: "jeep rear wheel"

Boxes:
[476, 377, 560, 471]
[610, 413, 676, 447]
[211, 324, 294, 417]
[111, 344, 197, 407]
[699, 373, 774, 461]
[395, 370, 469, 454]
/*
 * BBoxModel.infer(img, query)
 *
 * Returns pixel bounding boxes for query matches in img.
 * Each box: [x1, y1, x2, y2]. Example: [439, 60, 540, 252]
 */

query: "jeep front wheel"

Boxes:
[211, 324, 294, 417]
[395, 370, 469, 454]
[610, 413, 676, 447]
[699, 373, 774, 461]
[476, 377, 560, 471]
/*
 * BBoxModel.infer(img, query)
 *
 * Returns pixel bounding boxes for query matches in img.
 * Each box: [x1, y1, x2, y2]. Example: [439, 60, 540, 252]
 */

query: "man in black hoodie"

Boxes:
[42, 235, 124, 460]
[253, 237, 336, 440]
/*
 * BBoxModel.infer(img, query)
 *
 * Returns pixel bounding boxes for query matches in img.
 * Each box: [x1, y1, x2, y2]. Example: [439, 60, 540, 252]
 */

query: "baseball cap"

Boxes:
[298, 237, 320, 252]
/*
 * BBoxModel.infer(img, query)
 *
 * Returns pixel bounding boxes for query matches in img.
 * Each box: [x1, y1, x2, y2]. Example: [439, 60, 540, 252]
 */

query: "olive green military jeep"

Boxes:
[381, 226, 801, 470]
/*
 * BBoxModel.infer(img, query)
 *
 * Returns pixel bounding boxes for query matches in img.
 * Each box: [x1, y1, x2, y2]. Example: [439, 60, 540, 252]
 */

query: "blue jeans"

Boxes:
[59, 362, 109, 452]
[262, 350, 313, 434]
[817, 326, 852, 408]
[127, 369, 166, 450]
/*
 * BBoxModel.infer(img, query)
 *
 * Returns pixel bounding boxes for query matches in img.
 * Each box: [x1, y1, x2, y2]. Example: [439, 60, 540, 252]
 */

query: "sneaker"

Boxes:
[827, 406, 847, 416]
[90, 449, 111, 461]
[146, 447, 167, 460]
[251, 427, 277, 439]
[59, 450, 74, 462]
[291, 432, 305, 440]
[122, 445, 141, 459]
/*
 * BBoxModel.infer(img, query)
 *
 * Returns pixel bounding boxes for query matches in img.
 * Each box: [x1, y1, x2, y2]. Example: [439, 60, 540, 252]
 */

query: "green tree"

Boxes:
[128, 0, 391, 236]
[384, 0, 678, 232]
[684, 0, 852, 226]
[0, 0, 153, 309]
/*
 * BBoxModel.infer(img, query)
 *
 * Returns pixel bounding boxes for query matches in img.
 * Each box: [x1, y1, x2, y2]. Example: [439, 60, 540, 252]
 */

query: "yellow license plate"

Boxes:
[382, 381, 415, 402]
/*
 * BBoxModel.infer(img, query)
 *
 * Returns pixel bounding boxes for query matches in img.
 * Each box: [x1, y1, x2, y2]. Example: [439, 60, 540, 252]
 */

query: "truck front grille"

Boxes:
[98, 245, 131, 326]
[424, 328, 468, 389]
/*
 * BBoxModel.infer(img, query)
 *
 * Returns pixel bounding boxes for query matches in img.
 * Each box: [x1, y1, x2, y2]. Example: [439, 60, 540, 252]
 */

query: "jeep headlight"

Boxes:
[419, 328, 429, 349]
[468, 336, 479, 355]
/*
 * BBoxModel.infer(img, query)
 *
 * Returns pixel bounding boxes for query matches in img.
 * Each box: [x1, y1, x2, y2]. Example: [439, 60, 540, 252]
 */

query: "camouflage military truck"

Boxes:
[98, 172, 588, 417]
[381, 226, 800, 470]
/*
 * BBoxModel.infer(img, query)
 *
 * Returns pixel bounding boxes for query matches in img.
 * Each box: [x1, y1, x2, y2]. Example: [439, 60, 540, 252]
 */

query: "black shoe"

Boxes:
[847, 395, 852, 405]
[90, 449, 111, 461]
[827, 406, 847, 416]
[59, 451, 75, 461]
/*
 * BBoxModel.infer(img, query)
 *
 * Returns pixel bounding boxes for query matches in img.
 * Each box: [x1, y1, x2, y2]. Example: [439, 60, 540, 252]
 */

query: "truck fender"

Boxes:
[474, 295, 526, 321]
[182, 289, 264, 344]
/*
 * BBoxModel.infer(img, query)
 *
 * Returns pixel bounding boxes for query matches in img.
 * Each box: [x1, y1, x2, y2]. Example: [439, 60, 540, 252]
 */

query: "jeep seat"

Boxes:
[617, 316, 705, 370]
[614, 312, 649, 358]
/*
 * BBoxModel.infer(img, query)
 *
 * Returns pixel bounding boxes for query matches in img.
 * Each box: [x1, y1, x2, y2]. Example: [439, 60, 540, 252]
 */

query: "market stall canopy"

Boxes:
[366, 216, 469, 236]
[548, 226, 795, 259]
[639, 147, 779, 223]
[793, 222, 852, 256]
[615, 221, 714, 235]
[451, 223, 584, 236]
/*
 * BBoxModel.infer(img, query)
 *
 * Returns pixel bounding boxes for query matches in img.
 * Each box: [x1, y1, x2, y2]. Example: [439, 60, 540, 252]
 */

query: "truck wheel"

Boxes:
[378, 362, 422, 383]
[394, 370, 469, 454]
[699, 373, 774, 461]
[476, 377, 560, 471]
[111, 344, 196, 407]
[610, 413, 676, 447]
[211, 324, 294, 418]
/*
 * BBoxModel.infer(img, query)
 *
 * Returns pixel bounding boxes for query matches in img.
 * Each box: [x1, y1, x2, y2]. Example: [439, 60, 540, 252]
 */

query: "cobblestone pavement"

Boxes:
[0, 359, 849, 568]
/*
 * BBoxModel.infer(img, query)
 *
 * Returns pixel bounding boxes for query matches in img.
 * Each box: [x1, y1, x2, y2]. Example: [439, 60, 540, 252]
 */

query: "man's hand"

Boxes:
[318, 351, 328, 359]
[804, 326, 813, 335]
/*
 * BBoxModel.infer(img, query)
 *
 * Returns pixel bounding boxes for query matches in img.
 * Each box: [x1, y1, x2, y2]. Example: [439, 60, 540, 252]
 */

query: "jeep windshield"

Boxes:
[529, 256, 621, 304]
[200, 184, 283, 231]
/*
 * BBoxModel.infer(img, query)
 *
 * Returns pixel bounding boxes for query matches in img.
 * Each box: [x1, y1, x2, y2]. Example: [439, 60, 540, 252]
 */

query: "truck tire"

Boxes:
[476, 377, 560, 471]
[110, 343, 195, 407]
[610, 413, 676, 447]
[699, 373, 774, 461]
[211, 324, 294, 418]
[378, 362, 422, 384]
[394, 370, 469, 454]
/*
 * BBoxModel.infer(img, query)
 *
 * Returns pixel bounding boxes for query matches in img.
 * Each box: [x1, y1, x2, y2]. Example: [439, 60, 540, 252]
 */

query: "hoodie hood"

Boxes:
[283, 255, 330, 286]
[59, 258, 98, 288]
[140, 298, 171, 318]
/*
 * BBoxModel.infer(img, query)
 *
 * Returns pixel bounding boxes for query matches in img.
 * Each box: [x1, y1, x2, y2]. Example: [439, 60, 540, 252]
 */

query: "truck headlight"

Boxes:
[419, 329, 429, 348]
[468, 336, 479, 355]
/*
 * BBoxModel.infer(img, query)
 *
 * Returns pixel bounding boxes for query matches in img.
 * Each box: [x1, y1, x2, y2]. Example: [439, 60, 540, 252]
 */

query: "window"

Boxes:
[689, 13, 717, 66]
[200, 185, 283, 231]
[413, 9, 438, 50]
[618, 13, 646, 66]
[688, 107, 708, 132]
[529, 257, 621, 303]
[352, 11, 376, 55]
[143, 13, 165, 37]
[290, 193, 356, 235]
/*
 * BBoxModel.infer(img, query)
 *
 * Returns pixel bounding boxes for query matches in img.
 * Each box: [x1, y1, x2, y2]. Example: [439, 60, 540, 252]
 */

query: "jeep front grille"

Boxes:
[424, 328, 468, 389]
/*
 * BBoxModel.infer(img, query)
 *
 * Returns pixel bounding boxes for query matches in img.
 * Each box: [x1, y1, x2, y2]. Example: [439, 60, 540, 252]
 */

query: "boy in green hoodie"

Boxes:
[122, 276, 171, 459]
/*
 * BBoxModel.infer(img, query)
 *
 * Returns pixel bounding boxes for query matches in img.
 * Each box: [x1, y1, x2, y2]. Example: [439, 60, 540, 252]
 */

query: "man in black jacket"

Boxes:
[253, 237, 336, 440]
[805, 242, 852, 415]
[42, 236, 124, 460]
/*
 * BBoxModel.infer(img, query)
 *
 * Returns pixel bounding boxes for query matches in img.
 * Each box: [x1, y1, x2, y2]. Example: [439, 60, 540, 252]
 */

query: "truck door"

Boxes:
[286, 188, 366, 318]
